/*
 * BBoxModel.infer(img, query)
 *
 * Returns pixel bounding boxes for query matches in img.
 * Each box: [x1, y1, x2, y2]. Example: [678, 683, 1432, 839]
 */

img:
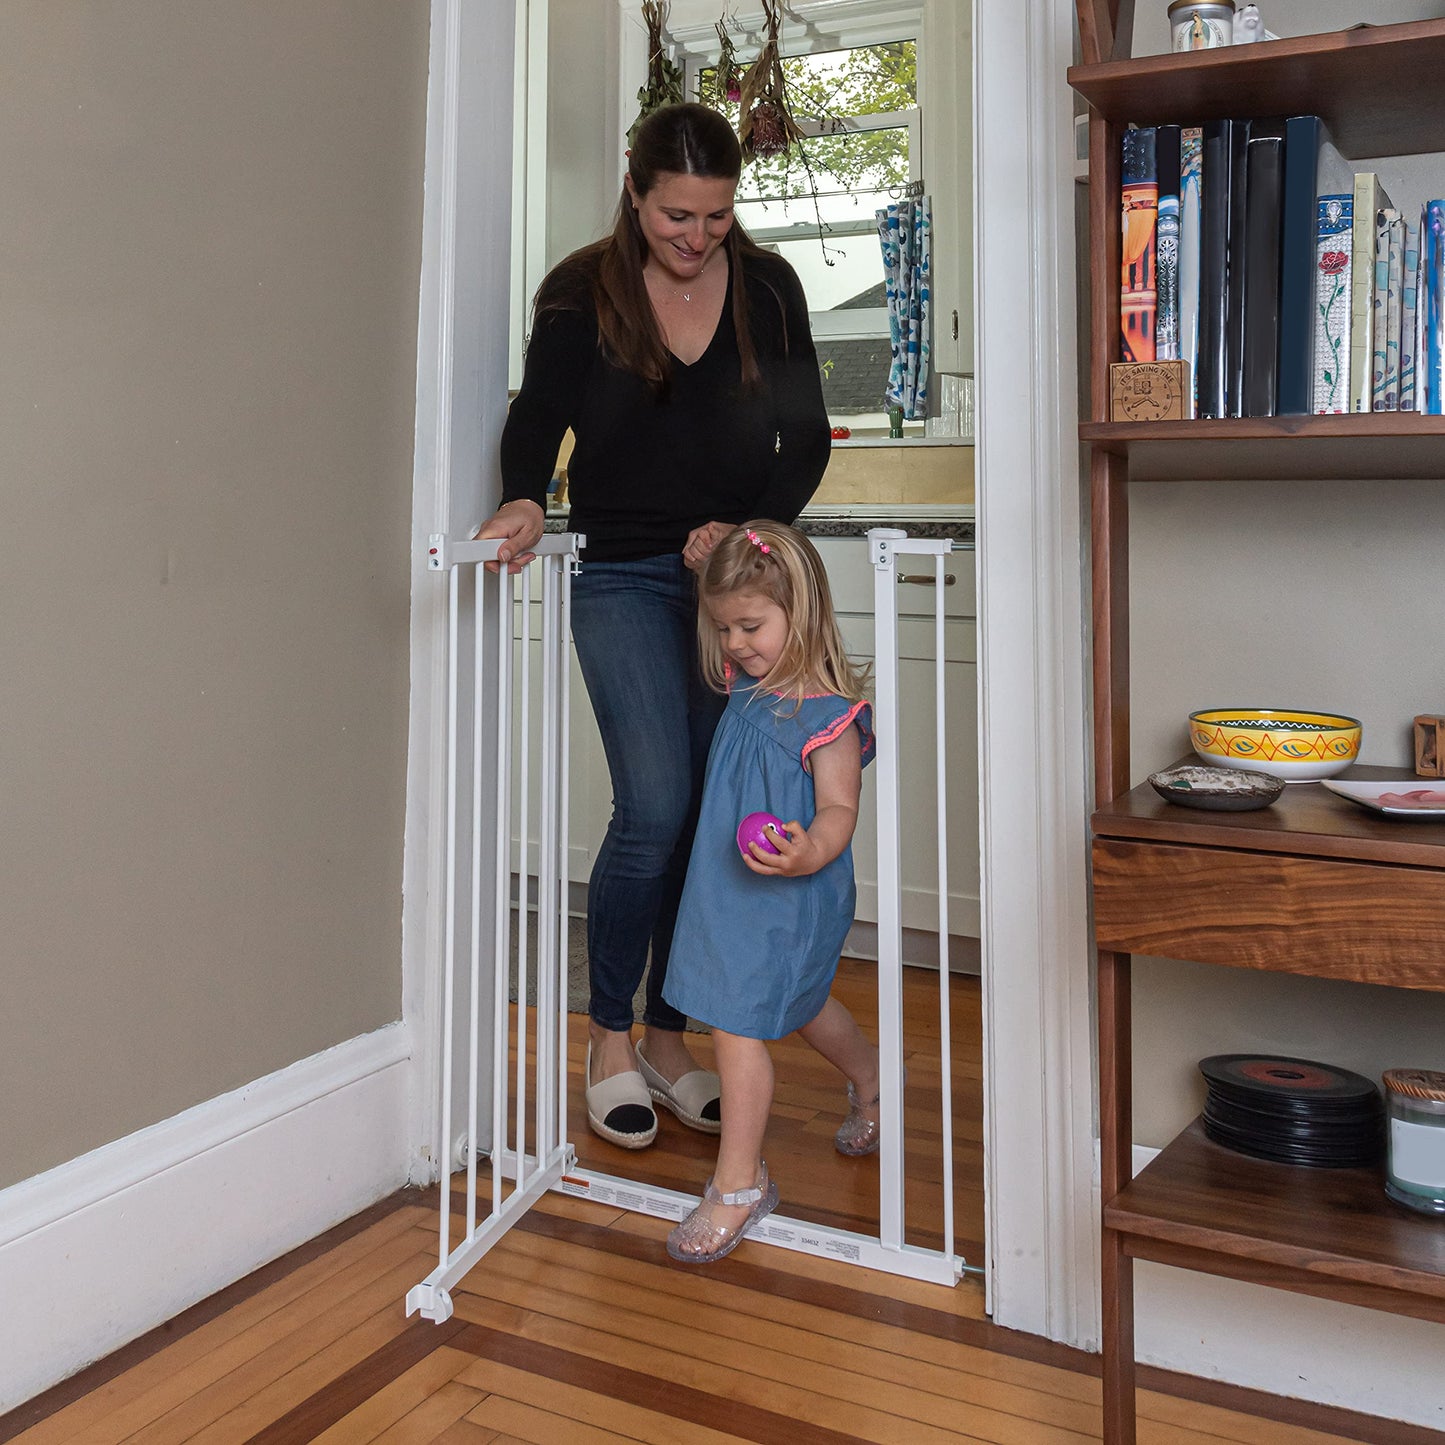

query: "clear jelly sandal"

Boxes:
[665, 1163, 779, 1265]
[834, 1080, 882, 1157]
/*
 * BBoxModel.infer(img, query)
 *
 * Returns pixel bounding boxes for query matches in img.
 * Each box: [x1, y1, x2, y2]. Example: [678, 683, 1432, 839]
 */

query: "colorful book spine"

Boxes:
[1425, 200, 1445, 414]
[1379, 212, 1404, 410]
[1375, 206, 1398, 407]
[1179, 126, 1203, 415]
[1349, 172, 1392, 412]
[1401, 221, 1420, 411]
[1311, 194, 1352, 414]
[1155, 125, 1182, 361]
[1121, 128, 1159, 363]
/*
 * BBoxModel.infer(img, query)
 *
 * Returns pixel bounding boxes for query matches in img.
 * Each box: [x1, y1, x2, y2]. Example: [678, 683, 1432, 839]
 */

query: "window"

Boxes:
[687, 34, 922, 432]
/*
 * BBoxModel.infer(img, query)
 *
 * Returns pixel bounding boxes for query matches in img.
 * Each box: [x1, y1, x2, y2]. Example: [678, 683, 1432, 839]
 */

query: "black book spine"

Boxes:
[1197, 120, 1234, 419]
[1242, 133, 1284, 416]
[1224, 119, 1253, 417]
[1277, 116, 1325, 414]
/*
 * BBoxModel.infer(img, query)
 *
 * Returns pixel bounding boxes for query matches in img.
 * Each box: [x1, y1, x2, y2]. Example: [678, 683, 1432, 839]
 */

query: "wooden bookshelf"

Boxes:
[1080, 415, 1445, 481]
[1072, 8, 1445, 1441]
[1068, 19, 1445, 158]
[1110, 1122, 1445, 1325]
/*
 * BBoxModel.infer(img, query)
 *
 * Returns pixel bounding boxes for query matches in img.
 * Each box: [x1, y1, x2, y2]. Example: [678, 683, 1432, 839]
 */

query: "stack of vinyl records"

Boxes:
[1199, 1055, 1385, 1169]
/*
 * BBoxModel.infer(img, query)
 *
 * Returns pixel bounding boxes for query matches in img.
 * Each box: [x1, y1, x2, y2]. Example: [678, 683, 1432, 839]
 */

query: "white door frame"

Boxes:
[403, 0, 1099, 1348]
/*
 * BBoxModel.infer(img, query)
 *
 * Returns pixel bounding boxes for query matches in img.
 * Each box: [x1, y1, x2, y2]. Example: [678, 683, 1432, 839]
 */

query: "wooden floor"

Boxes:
[1, 964, 1424, 1444]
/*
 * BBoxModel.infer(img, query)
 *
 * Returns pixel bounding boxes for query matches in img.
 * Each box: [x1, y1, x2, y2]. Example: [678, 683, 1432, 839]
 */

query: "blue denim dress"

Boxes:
[663, 680, 875, 1040]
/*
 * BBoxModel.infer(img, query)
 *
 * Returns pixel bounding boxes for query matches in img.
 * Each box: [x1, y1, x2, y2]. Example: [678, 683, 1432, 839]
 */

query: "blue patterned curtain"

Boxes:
[876, 195, 932, 420]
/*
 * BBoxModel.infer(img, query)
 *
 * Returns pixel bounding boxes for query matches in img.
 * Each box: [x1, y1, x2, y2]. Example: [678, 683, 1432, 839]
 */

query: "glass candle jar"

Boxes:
[1168, 0, 1236, 51]
[1383, 1069, 1445, 1216]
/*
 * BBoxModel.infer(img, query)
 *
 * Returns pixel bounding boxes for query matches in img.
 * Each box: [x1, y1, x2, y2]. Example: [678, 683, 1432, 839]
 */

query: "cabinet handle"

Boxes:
[897, 572, 956, 587]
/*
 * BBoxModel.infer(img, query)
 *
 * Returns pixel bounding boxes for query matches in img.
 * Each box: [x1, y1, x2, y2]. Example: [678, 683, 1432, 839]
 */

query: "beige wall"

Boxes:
[0, 2, 429, 1189]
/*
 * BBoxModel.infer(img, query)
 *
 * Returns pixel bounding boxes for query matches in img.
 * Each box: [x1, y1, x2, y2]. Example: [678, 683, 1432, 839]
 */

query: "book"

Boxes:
[1277, 116, 1347, 414]
[1349, 172, 1393, 412]
[1374, 210, 1404, 410]
[1425, 200, 1445, 414]
[1179, 126, 1203, 415]
[1121, 128, 1158, 363]
[1401, 220, 1420, 411]
[1414, 208, 1429, 410]
[1241, 131, 1283, 416]
[1155, 125, 1182, 361]
[1311, 195, 1353, 413]
[1197, 119, 1242, 418]
[1223, 119, 1252, 416]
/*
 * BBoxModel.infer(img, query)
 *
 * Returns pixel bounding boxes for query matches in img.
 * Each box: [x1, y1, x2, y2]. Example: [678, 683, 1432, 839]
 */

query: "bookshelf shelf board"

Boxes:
[1078, 415, 1445, 481]
[1092, 763, 1445, 871]
[1068, 19, 1445, 159]
[1106, 1121, 1445, 1324]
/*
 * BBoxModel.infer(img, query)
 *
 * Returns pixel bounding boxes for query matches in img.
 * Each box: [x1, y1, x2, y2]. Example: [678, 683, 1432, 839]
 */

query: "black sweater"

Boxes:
[500, 250, 830, 561]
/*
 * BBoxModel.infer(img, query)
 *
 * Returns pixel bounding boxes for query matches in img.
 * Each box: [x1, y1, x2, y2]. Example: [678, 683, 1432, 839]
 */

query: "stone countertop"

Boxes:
[543, 513, 975, 546]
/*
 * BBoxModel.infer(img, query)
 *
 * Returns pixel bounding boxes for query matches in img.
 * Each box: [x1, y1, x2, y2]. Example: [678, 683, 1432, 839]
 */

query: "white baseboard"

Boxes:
[0, 1023, 414, 1413]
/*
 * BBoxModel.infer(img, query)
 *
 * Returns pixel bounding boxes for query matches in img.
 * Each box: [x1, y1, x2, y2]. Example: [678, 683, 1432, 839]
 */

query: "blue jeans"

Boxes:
[570, 554, 725, 1033]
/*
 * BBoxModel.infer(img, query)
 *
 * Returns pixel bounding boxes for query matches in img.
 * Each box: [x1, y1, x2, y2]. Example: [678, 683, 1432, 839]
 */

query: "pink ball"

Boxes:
[737, 811, 788, 857]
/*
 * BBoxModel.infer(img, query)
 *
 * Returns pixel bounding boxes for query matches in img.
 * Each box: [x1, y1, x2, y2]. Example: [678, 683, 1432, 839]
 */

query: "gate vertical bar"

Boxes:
[437, 564, 461, 1271]
[556, 556, 574, 1147]
[870, 528, 907, 1252]
[516, 568, 532, 1188]
[934, 551, 956, 1265]
[536, 558, 559, 1160]
[491, 566, 513, 1220]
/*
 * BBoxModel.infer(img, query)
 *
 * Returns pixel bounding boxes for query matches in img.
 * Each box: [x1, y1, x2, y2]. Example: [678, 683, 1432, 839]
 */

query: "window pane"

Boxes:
[756, 232, 886, 317]
[738, 126, 909, 212]
[780, 40, 916, 121]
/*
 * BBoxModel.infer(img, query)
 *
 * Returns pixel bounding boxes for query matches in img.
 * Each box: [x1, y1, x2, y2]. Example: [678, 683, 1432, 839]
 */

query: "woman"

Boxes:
[478, 102, 829, 1149]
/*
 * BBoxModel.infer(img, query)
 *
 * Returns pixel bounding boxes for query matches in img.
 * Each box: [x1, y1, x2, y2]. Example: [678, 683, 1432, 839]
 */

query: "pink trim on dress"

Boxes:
[800, 699, 872, 769]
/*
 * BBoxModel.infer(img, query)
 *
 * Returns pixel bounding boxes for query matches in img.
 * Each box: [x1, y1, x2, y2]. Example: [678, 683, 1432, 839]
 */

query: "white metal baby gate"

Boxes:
[407, 527, 973, 1323]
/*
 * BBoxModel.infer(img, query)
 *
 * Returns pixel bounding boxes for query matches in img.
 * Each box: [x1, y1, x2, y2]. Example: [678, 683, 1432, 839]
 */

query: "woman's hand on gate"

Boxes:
[475, 499, 545, 574]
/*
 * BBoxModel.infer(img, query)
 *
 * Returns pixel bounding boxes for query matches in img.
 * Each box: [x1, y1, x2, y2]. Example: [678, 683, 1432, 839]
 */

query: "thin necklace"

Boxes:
[655, 256, 709, 303]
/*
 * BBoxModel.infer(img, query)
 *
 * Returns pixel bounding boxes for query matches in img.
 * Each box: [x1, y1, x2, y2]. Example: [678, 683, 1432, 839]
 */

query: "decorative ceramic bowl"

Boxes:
[1188, 708, 1362, 782]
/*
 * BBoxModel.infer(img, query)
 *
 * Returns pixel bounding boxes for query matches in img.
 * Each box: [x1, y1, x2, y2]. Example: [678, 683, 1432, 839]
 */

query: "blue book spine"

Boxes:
[1179, 127, 1203, 415]
[1155, 125, 1182, 361]
[1401, 222, 1419, 411]
[1427, 201, 1445, 414]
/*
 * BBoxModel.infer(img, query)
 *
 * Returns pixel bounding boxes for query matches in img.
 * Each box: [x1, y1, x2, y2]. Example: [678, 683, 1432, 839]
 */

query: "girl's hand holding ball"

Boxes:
[736, 811, 822, 877]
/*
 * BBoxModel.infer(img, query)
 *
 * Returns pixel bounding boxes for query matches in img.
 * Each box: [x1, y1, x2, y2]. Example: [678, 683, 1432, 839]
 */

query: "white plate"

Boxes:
[1321, 780, 1445, 817]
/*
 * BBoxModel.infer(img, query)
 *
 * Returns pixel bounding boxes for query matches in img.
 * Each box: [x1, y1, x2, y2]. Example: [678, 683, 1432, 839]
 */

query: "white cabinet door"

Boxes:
[816, 537, 980, 938]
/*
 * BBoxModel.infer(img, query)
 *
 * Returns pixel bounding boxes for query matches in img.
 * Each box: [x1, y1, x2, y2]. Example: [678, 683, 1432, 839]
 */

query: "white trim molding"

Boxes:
[404, 0, 520, 1189]
[0, 1025, 411, 1412]
[973, 0, 1097, 1345]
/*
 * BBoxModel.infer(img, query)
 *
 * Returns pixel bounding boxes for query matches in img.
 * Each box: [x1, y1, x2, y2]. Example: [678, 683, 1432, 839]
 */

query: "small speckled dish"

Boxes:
[1148, 764, 1286, 811]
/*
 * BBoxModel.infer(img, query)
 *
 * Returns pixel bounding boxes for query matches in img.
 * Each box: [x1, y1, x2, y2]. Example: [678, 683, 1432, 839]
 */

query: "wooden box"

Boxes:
[1416, 714, 1445, 776]
[1109, 360, 1189, 421]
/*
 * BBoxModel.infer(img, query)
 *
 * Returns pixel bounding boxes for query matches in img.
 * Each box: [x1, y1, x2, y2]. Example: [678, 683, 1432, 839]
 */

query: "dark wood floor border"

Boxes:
[449, 1320, 872, 1445]
[0, 1187, 421, 1445]
[242, 1317, 468, 1445]
[512, 1206, 1445, 1445]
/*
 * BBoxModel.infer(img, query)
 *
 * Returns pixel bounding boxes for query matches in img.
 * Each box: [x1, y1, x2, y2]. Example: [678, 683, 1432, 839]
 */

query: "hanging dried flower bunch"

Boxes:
[713, 16, 741, 105]
[736, 0, 804, 163]
[626, 0, 685, 150]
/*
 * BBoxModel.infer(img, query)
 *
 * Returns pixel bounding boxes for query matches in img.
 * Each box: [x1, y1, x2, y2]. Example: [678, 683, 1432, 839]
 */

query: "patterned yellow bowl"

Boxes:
[1189, 708, 1362, 782]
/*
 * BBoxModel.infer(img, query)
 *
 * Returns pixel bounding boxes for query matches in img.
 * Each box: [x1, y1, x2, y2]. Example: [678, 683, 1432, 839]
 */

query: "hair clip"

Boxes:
[746, 529, 771, 555]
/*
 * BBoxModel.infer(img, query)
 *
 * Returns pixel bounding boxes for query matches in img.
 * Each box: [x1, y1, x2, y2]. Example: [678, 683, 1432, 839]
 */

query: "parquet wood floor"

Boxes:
[2, 965, 1432, 1444]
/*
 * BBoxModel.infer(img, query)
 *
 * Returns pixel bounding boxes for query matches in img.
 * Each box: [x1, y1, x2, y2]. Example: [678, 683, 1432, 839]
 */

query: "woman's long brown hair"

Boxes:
[534, 102, 786, 390]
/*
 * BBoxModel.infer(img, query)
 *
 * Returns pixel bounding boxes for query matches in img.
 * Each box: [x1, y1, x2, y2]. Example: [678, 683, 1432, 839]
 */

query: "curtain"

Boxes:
[876, 195, 932, 420]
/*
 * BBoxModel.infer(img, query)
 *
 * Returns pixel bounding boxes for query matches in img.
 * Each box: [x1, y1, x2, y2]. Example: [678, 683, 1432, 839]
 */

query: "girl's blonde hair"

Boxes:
[697, 521, 870, 706]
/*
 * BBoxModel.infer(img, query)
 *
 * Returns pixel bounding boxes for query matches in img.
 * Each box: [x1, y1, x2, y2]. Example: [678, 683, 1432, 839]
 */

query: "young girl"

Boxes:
[661, 521, 883, 1264]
